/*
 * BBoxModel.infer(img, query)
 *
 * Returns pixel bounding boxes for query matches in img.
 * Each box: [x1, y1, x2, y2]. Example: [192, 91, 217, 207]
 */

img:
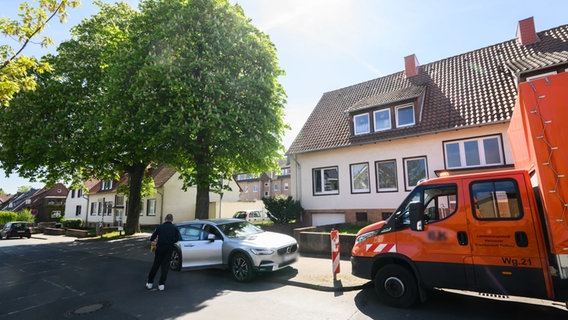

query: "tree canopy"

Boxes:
[0, 0, 287, 234]
[0, 0, 80, 106]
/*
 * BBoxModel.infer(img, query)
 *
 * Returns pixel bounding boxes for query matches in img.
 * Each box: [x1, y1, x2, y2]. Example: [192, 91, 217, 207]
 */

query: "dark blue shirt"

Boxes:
[150, 221, 181, 248]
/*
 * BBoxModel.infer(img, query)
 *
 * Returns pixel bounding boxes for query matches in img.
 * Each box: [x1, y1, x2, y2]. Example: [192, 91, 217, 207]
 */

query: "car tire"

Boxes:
[374, 265, 419, 308]
[230, 252, 255, 282]
[169, 249, 181, 271]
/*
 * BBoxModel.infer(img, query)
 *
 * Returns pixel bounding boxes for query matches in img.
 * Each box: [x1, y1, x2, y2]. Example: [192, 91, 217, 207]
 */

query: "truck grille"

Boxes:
[277, 244, 298, 255]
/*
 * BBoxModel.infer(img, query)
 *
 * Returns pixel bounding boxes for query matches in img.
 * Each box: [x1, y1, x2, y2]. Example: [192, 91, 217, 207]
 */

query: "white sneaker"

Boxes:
[145, 283, 153, 290]
[158, 285, 165, 291]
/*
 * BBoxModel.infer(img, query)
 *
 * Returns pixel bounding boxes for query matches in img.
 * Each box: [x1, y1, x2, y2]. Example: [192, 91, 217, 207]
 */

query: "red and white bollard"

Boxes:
[330, 229, 340, 276]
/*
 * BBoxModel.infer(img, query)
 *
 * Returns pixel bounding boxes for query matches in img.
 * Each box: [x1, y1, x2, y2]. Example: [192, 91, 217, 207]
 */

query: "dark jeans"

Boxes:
[147, 245, 174, 285]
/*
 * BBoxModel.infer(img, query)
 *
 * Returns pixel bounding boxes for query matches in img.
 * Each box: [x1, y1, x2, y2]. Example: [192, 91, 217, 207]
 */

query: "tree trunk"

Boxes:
[195, 185, 210, 219]
[124, 163, 147, 235]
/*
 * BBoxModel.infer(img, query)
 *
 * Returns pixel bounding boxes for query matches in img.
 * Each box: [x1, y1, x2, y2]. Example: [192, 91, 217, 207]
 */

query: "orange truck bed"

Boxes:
[508, 72, 568, 254]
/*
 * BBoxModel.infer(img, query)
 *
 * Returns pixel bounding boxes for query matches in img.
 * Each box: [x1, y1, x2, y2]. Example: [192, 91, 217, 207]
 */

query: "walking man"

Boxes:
[146, 213, 181, 291]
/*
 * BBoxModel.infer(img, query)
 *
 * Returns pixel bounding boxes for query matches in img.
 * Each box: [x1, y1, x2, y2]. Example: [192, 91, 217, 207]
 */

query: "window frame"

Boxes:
[375, 159, 398, 193]
[396, 104, 415, 128]
[353, 113, 370, 135]
[470, 179, 524, 220]
[403, 156, 428, 191]
[373, 109, 392, 132]
[146, 199, 157, 216]
[443, 134, 505, 169]
[350, 162, 370, 194]
[313, 166, 340, 196]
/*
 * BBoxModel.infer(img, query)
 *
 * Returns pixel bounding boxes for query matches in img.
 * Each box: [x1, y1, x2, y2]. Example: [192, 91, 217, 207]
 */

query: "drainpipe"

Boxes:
[157, 188, 164, 223]
[292, 154, 301, 202]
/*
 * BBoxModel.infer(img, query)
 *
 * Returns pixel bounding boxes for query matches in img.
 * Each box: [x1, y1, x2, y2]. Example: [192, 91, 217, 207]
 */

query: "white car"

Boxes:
[232, 210, 273, 223]
[170, 219, 299, 282]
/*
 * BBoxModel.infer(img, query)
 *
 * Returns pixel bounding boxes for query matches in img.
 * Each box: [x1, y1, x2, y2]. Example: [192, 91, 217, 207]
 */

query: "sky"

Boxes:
[1, 0, 567, 194]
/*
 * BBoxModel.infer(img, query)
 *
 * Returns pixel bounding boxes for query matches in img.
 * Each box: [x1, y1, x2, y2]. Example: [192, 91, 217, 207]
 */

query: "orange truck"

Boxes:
[351, 71, 568, 308]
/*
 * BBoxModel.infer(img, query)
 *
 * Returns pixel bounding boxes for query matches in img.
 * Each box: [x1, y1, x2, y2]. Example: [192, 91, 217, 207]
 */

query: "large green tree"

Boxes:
[0, 0, 287, 234]
[0, 0, 80, 106]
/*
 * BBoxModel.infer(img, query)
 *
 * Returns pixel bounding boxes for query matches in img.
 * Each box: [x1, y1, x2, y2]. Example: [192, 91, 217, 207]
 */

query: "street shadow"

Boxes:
[353, 286, 567, 320]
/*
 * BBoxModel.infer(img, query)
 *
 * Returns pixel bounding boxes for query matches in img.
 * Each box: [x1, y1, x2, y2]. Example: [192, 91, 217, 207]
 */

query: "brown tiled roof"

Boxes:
[288, 23, 568, 155]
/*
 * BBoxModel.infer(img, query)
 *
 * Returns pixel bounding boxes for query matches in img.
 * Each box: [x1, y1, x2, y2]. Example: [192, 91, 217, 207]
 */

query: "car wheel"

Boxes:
[230, 252, 255, 282]
[374, 265, 419, 308]
[169, 249, 181, 271]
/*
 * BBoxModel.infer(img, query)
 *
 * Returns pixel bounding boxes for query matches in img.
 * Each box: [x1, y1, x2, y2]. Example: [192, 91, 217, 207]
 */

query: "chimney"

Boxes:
[404, 54, 420, 77]
[516, 17, 539, 45]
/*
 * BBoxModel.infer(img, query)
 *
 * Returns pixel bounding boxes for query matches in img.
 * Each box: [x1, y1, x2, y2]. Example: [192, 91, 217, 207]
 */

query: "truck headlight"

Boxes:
[355, 230, 380, 244]
[250, 248, 275, 255]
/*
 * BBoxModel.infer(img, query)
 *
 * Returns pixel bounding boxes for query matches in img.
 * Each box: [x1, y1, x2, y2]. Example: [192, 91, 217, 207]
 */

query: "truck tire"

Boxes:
[374, 265, 419, 308]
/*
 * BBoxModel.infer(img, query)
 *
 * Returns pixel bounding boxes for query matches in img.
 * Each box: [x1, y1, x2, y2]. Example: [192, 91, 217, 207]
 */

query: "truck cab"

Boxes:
[351, 169, 554, 307]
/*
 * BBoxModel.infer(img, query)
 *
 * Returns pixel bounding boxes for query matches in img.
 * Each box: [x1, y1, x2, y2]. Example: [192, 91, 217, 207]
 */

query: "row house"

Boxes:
[287, 18, 568, 226]
[235, 160, 292, 201]
[64, 166, 241, 227]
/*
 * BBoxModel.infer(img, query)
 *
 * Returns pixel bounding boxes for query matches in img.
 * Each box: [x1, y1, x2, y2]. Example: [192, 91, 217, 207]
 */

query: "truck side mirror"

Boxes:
[409, 201, 425, 232]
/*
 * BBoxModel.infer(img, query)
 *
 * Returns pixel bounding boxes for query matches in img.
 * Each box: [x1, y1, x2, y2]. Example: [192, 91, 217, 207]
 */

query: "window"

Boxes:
[90, 203, 96, 216]
[284, 183, 289, 191]
[313, 167, 339, 195]
[264, 191, 269, 197]
[71, 190, 76, 198]
[115, 194, 125, 207]
[78, 189, 83, 198]
[376, 160, 398, 192]
[274, 184, 279, 192]
[354, 114, 370, 135]
[75, 205, 82, 216]
[244, 185, 249, 193]
[101, 180, 113, 191]
[374, 109, 391, 131]
[444, 135, 504, 169]
[281, 168, 290, 175]
[105, 202, 113, 216]
[423, 185, 458, 222]
[350, 163, 370, 193]
[396, 105, 415, 127]
[97, 201, 102, 215]
[404, 157, 427, 190]
[253, 185, 258, 193]
[471, 179, 522, 219]
[147, 199, 156, 216]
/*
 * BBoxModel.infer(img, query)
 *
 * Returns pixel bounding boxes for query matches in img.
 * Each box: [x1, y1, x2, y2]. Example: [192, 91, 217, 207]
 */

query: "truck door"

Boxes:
[465, 175, 548, 298]
[395, 183, 473, 290]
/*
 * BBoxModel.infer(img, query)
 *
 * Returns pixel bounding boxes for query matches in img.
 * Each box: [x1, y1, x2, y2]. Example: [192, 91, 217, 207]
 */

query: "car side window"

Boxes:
[179, 225, 208, 241]
[203, 225, 222, 240]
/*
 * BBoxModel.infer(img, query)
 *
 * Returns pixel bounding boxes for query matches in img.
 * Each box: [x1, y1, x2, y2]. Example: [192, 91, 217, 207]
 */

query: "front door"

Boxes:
[464, 174, 548, 298]
[178, 224, 223, 268]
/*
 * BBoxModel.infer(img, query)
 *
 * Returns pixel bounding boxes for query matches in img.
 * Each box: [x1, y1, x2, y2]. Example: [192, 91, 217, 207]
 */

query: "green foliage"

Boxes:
[0, 211, 18, 225]
[61, 218, 83, 228]
[0, 0, 81, 106]
[0, 0, 286, 233]
[16, 209, 35, 223]
[262, 195, 304, 224]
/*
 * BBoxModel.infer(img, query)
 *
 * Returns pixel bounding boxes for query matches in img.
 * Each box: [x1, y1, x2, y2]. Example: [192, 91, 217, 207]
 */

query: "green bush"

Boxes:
[262, 195, 304, 224]
[0, 211, 18, 225]
[16, 210, 35, 223]
[61, 218, 83, 229]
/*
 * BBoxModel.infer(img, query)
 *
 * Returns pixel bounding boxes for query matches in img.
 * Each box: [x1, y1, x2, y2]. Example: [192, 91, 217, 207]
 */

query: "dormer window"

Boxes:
[396, 105, 415, 127]
[354, 114, 370, 135]
[373, 109, 391, 131]
[101, 180, 113, 191]
[349, 86, 424, 137]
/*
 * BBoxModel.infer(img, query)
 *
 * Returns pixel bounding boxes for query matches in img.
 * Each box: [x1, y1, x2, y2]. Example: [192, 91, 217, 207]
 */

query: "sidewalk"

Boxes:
[268, 254, 373, 292]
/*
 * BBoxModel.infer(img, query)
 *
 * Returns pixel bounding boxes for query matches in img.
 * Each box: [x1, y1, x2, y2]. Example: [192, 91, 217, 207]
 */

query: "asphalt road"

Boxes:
[0, 235, 567, 320]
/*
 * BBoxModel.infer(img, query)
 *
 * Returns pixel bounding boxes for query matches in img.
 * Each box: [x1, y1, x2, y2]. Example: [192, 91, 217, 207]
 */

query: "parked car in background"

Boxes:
[170, 219, 298, 282]
[1, 221, 32, 239]
[232, 210, 273, 223]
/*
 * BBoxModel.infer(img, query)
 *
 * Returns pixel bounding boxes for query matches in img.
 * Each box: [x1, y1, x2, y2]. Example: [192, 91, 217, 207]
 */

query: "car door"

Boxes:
[464, 175, 548, 298]
[177, 224, 223, 268]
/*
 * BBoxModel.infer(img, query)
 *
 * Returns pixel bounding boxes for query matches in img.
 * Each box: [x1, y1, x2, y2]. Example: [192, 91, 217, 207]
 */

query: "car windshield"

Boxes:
[217, 221, 263, 238]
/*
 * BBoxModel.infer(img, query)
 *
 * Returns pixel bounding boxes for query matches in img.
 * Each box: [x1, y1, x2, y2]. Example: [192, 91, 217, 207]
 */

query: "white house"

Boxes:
[287, 18, 568, 226]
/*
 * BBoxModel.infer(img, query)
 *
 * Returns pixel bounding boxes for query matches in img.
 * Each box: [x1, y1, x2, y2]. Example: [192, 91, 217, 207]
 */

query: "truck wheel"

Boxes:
[169, 249, 181, 271]
[374, 265, 419, 308]
[230, 253, 255, 282]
